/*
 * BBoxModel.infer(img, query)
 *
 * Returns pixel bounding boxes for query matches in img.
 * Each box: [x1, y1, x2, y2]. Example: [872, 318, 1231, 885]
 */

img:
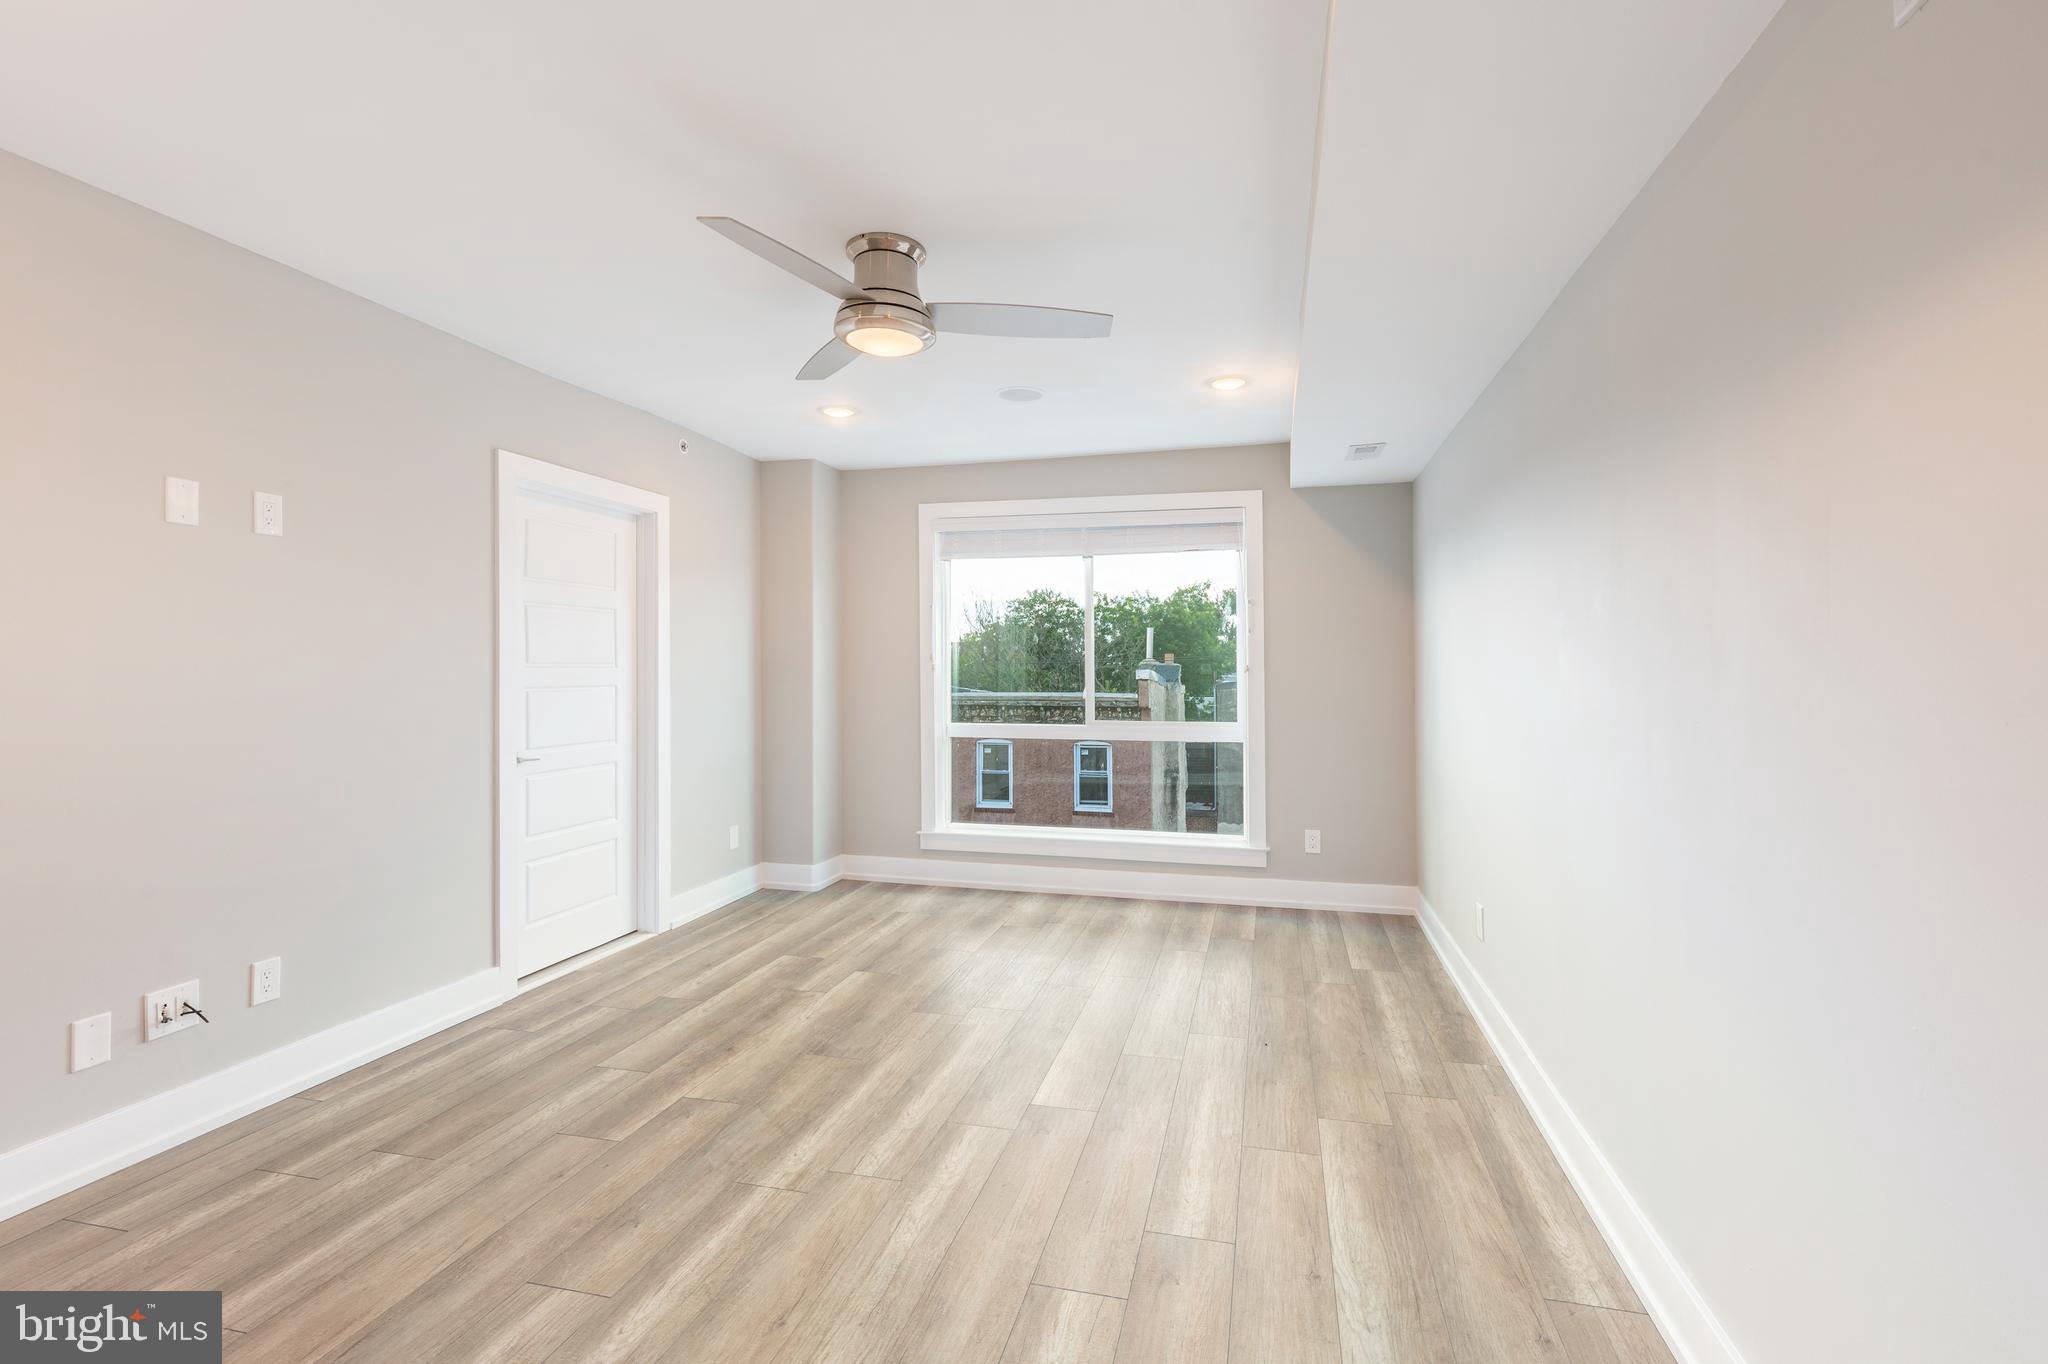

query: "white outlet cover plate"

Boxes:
[1895, 0, 1930, 26]
[253, 491, 284, 536]
[70, 1013, 113, 1071]
[251, 956, 282, 1005]
[165, 476, 199, 525]
[143, 980, 202, 1041]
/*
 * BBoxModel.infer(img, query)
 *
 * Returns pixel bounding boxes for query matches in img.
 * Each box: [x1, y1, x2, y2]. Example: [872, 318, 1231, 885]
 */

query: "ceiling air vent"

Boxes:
[1345, 442, 1386, 462]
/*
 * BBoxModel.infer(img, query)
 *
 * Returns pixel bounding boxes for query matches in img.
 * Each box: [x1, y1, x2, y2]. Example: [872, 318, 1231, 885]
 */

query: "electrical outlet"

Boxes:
[142, 980, 203, 1042]
[1477, 902, 1486, 941]
[1895, 0, 1930, 28]
[70, 1014, 112, 1072]
[251, 957, 282, 1006]
[253, 491, 284, 536]
[728, 824, 740, 851]
[1304, 828, 1322, 854]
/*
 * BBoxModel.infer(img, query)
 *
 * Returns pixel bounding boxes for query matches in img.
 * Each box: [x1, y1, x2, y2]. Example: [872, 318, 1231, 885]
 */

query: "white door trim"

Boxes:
[495, 449, 670, 989]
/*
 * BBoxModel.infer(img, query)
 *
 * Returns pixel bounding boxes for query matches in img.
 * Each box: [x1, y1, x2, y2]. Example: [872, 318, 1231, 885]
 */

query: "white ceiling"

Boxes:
[0, 1, 1784, 481]
[0, 0, 1325, 470]
[1290, 0, 1787, 486]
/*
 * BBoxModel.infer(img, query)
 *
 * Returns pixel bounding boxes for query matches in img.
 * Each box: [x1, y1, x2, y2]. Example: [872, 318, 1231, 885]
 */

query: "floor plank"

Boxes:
[1036, 1053, 1181, 1298]
[1000, 1285, 1124, 1364]
[1307, 979, 1391, 1125]
[1320, 1117, 1452, 1364]
[1545, 1299, 1681, 1364]
[1146, 1032, 1246, 1243]
[1246, 994, 1320, 1154]
[1115, 1232, 1233, 1364]
[1123, 948, 1205, 1060]
[951, 983, 1092, 1129]
[1447, 1062, 1643, 1312]
[1233, 1146, 1342, 1364]
[771, 1122, 1011, 1364]
[1033, 974, 1147, 1110]
[1392, 1092, 1569, 1364]
[896, 1104, 1096, 1364]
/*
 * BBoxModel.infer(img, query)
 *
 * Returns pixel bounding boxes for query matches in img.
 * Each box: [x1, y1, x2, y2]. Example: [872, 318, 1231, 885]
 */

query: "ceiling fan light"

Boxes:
[844, 323, 928, 358]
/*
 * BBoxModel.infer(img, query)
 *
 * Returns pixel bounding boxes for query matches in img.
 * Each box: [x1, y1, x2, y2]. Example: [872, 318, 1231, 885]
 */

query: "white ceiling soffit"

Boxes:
[1289, 0, 1788, 487]
[0, 0, 1327, 470]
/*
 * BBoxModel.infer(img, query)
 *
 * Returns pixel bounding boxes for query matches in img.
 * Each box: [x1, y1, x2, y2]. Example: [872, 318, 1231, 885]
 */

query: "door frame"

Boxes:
[494, 449, 671, 988]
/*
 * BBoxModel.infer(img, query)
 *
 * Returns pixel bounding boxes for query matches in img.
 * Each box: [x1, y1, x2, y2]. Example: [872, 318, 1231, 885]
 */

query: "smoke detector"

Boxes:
[1345, 442, 1386, 461]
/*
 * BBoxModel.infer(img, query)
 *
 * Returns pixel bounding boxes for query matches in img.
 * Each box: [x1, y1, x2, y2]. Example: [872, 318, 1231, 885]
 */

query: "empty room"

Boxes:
[0, 1, 2038, 1361]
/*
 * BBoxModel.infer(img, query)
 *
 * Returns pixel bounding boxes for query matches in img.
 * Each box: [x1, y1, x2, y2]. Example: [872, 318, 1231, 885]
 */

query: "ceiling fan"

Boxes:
[698, 217, 1113, 380]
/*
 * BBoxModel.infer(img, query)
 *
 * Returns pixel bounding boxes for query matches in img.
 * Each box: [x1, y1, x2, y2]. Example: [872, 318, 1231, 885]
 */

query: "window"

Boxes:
[921, 491, 1265, 866]
[975, 739, 1013, 810]
[1074, 742, 1113, 812]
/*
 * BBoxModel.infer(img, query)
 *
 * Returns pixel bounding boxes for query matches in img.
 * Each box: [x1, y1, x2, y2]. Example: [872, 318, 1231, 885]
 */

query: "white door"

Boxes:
[506, 492, 638, 975]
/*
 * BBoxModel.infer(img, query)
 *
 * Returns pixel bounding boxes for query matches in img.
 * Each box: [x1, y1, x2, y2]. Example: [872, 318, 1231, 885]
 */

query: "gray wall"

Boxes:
[0, 150, 760, 1153]
[756, 459, 841, 867]
[1412, 2, 2047, 1361]
[836, 444, 1416, 887]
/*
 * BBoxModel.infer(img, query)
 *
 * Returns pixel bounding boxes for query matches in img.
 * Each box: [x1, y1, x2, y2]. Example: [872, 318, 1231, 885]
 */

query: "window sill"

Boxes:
[919, 826, 1270, 868]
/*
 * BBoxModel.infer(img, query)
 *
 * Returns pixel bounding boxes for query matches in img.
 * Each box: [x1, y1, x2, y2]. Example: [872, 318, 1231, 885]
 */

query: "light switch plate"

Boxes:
[165, 477, 200, 526]
[253, 491, 284, 536]
[70, 1013, 112, 1072]
[1895, 0, 1930, 27]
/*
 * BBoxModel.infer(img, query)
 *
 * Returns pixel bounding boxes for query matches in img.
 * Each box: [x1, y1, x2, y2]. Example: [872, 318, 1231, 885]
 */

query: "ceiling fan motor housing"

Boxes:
[835, 231, 936, 350]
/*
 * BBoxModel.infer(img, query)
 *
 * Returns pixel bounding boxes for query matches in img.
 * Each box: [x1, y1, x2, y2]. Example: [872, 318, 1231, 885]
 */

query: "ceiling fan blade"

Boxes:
[698, 216, 864, 302]
[796, 336, 859, 381]
[929, 302, 1113, 339]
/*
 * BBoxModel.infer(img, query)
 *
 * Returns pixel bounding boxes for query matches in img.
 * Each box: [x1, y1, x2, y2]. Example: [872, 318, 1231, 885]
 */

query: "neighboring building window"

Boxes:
[920, 491, 1266, 866]
[1185, 743, 1216, 813]
[976, 739, 1013, 809]
[1074, 742, 1113, 812]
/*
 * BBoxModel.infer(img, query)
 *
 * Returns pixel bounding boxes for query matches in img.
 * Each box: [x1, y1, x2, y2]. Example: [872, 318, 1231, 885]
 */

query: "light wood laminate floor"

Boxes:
[0, 884, 1677, 1363]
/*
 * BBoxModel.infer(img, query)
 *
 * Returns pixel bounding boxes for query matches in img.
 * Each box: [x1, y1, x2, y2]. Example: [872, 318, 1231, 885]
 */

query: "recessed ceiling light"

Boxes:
[1206, 374, 1250, 392]
[996, 386, 1045, 403]
[818, 404, 859, 420]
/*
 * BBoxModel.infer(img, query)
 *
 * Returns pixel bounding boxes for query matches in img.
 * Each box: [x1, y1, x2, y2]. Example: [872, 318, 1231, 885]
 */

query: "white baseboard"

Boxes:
[665, 862, 763, 928]
[1416, 896, 1746, 1364]
[836, 853, 1417, 914]
[758, 857, 846, 893]
[0, 968, 507, 1223]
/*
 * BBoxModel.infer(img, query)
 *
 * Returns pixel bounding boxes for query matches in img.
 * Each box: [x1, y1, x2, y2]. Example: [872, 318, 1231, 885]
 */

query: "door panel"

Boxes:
[525, 685, 616, 750]
[507, 492, 637, 974]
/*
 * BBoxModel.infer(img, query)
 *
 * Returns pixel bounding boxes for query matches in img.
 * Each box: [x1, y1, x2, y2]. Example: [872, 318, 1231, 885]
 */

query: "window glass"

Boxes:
[975, 739, 1013, 809]
[950, 737, 1241, 834]
[948, 557, 1085, 723]
[1090, 550, 1240, 721]
[1075, 743, 1112, 811]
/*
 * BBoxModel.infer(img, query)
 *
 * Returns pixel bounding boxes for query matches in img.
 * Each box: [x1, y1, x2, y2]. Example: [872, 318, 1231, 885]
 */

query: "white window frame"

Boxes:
[918, 490, 1267, 867]
[975, 738, 1014, 810]
[1074, 741, 1114, 813]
